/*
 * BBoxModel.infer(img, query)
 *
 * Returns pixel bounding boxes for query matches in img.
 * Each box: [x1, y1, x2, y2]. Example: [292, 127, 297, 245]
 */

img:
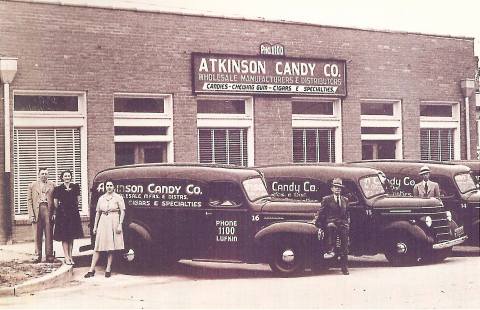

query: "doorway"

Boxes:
[362, 140, 396, 160]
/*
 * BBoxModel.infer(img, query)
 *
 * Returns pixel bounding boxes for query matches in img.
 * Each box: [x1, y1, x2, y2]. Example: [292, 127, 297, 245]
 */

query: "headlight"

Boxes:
[421, 216, 433, 227]
[446, 211, 452, 221]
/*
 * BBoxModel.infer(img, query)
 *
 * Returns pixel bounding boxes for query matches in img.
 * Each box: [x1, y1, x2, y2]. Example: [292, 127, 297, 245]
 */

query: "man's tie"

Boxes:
[424, 182, 429, 197]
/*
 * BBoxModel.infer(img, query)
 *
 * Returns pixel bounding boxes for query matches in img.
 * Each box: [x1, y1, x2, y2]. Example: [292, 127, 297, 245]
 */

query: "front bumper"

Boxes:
[432, 235, 468, 249]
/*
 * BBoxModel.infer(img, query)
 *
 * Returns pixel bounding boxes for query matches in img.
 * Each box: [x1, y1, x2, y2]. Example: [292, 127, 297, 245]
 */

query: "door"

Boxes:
[197, 181, 250, 261]
[362, 141, 396, 160]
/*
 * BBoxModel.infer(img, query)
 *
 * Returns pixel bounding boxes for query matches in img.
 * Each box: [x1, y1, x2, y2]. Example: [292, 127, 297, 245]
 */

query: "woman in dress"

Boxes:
[53, 170, 83, 265]
[84, 179, 125, 278]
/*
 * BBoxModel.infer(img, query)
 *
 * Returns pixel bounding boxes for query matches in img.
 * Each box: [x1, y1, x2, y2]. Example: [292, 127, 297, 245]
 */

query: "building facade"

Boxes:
[0, 1, 478, 242]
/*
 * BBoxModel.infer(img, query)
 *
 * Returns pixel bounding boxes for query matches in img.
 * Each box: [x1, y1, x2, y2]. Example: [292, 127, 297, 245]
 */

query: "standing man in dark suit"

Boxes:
[313, 178, 350, 275]
[27, 167, 55, 263]
[413, 166, 440, 198]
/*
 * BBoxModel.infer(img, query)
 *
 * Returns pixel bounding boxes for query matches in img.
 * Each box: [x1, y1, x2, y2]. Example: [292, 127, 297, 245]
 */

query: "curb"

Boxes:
[0, 263, 74, 297]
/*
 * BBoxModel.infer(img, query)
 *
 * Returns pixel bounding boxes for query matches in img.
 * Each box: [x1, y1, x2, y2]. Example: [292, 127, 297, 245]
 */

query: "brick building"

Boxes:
[0, 0, 477, 243]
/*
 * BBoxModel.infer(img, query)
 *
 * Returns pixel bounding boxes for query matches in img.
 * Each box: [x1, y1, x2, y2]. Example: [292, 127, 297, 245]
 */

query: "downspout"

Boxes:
[460, 79, 475, 160]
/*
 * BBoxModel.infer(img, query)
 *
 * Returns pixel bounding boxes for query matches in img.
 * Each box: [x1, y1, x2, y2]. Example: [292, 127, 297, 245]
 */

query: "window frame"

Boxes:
[291, 97, 342, 163]
[114, 93, 174, 163]
[420, 101, 460, 160]
[12, 90, 88, 218]
[197, 95, 254, 166]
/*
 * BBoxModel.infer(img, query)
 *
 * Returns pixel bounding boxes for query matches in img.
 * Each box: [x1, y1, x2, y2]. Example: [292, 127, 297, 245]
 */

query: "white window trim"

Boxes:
[197, 95, 254, 166]
[292, 97, 342, 162]
[420, 101, 460, 160]
[360, 99, 403, 159]
[12, 90, 89, 218]
[113, 93, 174, 163]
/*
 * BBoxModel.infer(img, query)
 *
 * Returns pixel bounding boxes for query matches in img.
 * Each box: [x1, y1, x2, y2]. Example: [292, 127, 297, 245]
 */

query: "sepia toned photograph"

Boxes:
[0, 0, 479, 309]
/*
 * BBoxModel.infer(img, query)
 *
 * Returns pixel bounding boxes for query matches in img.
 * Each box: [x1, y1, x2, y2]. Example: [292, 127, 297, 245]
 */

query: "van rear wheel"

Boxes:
[269, 237, 306, 276]
[123, 232, 152, 272]
[384, 234, 420, 266]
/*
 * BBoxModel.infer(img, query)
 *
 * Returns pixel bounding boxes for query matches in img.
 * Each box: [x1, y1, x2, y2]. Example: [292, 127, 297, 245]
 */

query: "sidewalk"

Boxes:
[0, 238, 92, 297]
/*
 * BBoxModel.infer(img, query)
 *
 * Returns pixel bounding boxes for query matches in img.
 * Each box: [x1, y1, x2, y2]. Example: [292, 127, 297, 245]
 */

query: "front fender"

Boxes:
[381, 221, 433, 244]
[127, 221, 152, 243]
[255, 221, 318, 243]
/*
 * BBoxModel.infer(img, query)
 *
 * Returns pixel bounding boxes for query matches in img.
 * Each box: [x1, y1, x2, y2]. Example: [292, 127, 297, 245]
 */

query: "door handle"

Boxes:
[205, 211, 213, 216]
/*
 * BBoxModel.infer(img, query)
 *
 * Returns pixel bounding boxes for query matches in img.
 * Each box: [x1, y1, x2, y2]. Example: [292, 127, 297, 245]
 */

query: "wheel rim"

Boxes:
[395, 242, 408, 254]
[282, 249, 295, 263]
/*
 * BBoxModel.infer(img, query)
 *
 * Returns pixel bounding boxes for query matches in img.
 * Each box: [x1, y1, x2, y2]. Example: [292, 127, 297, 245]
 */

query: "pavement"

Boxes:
[0, 238, 477, 298]
[0, 238, 93, 297]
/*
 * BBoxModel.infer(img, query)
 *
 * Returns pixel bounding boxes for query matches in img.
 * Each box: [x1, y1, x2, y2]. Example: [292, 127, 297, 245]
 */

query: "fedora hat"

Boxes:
[419, 166, 431, 175]
[331, 178, 344, 188]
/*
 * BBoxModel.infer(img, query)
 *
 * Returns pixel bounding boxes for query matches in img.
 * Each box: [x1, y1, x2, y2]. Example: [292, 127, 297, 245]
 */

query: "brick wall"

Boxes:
[254, 97, 292, 165]
[0, 1, 477, 241]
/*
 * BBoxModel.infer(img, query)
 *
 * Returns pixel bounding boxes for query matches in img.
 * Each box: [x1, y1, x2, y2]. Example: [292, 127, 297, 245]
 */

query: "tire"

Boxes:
[384, 233, 421, 267]
[421, 248, 452, 264]
[269, 237, 306, 276]
[122, 232, 153, 273]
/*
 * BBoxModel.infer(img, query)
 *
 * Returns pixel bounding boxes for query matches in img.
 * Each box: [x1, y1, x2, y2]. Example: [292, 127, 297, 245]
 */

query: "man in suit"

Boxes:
[313, 178, 350, 275]
[413, 166, 440, 198]
[27, 167, 55, 263]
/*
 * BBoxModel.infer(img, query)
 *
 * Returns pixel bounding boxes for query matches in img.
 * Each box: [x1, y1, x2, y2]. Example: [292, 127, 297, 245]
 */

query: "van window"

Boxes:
[207, 181, 244, 207]
[454, 173, 477, 193]
[359, 175, 385, 198]
[242, 177, 269, 201]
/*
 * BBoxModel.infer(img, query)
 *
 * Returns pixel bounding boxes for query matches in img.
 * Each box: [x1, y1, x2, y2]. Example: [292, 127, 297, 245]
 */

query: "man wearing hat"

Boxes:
[413, 166, 440, 198]
[312, 177, 350, 275]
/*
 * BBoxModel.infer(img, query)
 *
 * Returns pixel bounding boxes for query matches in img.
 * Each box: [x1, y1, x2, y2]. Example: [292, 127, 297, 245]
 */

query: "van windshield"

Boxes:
[243, 177, 269, 201]
[455, 173, 477, 193]
[359, 175, 386, 199]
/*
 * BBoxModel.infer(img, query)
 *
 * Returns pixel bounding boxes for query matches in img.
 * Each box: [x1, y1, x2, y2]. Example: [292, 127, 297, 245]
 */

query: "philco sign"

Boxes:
[260, 43, 285, 56]
[192, 53, 347, 96]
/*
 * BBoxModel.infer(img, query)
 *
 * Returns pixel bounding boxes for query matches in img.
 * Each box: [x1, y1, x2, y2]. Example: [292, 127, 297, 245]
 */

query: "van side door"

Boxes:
[196, 181, 250, 261]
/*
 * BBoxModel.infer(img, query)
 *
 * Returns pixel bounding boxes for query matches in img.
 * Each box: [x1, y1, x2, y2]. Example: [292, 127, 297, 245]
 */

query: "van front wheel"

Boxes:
[269, 237, 306, 276]
[384, 234, 420, 266]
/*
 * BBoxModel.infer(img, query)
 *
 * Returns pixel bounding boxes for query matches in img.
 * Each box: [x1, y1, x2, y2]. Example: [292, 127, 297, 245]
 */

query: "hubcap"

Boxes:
[395, 242, 408, 254]
[124, 249, 135, 262]
[282, 249, 295, 263]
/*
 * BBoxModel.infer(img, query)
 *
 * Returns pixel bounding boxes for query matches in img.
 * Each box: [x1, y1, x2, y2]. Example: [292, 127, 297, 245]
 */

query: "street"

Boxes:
[0, 246, 478, 309]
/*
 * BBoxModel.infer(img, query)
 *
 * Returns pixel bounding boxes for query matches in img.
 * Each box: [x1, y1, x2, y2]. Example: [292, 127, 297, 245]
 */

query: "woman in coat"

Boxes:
[53, 170, 83, 265]
[84, 179, 125, 278]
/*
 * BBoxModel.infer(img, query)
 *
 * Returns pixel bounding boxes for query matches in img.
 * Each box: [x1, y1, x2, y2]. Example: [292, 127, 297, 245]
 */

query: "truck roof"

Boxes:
[257, 163, 380, 180]
[93, 163, 262, 183]
[348, 160, 471, 177]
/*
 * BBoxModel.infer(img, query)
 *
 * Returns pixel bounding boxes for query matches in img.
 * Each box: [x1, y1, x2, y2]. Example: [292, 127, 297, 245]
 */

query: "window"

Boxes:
[361, 102, 394, 115]
[114, 97, 164, 113]
[115, 142, 167, 166]
[420, 104, 452, 117]
[419, 101, 460, 159]
[198, 128, 248, 166]
[197, 100, 245, 114]
[13, 128, 82, 215]
[420, 129, 454, 161]
[197, 97, 254, 166]
[14, 95, 78, 112]
[360, 99, 402, 159]
[242, 177, 269, 201]
[207, 182, 244, 207]
[114, 94, 173, 164]
[359, 175, 385, 198]
[292, 101, 333, 115]
[293, 128, 335, 163]
[13, 91, 88, 218]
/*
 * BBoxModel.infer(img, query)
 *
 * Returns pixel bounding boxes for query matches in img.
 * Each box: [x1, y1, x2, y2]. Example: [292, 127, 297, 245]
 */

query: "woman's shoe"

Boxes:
[105, 271, 111, 278]
[84, 271, 95, 278]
